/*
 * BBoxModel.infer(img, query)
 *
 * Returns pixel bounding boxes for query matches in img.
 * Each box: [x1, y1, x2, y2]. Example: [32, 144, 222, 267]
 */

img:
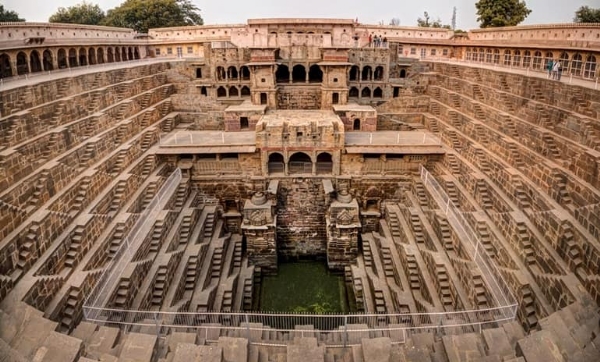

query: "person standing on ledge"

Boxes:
[546, 59, 554, 79]
[552, 60, 562, 81]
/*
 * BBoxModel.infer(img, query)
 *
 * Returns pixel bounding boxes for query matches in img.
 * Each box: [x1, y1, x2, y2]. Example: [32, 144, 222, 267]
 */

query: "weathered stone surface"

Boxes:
[118, 332, 157, 362]
[361, 337, 391, 362]
[516, 330, 564, 362]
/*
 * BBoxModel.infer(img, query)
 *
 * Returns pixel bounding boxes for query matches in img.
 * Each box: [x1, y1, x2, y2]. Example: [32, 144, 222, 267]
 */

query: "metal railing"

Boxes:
[420, 166, 518, 314]
[84, 169, 182, 314]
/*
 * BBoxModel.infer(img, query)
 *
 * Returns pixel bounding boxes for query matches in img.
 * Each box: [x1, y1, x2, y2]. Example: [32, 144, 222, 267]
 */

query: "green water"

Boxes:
[260, 262, 349, 314]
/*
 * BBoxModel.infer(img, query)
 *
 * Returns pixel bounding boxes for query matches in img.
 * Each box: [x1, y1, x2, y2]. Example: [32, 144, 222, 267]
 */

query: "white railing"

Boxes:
[84, 169, 182, 314]
[420, 166, 518, 314]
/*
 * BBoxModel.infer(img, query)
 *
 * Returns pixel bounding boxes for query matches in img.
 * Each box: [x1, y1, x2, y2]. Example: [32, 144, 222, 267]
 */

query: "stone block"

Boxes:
[71, 321, 99, 344]
[88, 326, 121, 356]
[482, 327, 514, 359]
[218, 336, 248, 362]
[9, 309, 58, 359]
[118, 332, 157, 362]
[361, 337, 391, 362]
[171, 343, 222, 362]
[516, 330, 564, 362]
[167, 332, 197, 354]
[442, 333, 484, 362]
[288, 337, 324, 362]
[32, 332, 82, 362]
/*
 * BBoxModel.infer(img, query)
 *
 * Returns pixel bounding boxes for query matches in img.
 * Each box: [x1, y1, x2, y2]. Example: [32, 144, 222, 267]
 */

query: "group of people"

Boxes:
[368, 34, 388, 48]
[547, 59, 563, 81]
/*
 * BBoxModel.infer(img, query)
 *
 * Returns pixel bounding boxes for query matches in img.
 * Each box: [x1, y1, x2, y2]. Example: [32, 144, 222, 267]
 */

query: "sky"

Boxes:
[3, 0, 599, 30]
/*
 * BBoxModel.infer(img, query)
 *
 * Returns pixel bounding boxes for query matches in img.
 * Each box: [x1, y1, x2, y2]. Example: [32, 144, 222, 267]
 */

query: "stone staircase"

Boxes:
[112, 150, 128, 174]
[149, 220, 165, 253]
[179, 215, 192, 245]
[472, 103, 485, 120]
[435, 263, 454, 307]
[204, 210, 215, 240]
[448, 111, 461, 128]
[28, 170, 50, 207]
[520, 285, 538, 331]
[142, 182, 158, 209]
[445, 153, 460, 174]
[474, 123, 489, 145]
[446, 130, 462, 150]
[141, 132, 155, 151]
[409, 213, 426, 244]
[438, 217, 453, 251]
[514, 179, 531, 209]
[151, 266, 167, 306]
[79, 142, 96, 166]
[72, 177, 91, 211]
[42, 132, 60, 160]
[185, 255, 199, 291]
[58, 287, 80, 333]
[516, 223, 536, 266]
[108, 223, 126, 258]
[476, 179, 493, 210]
[175, 182, 188, 208]
[542, 133, 561, 159]
[472, 84, 484, 102]
[476, 222, 495, 257]
[109, 180, 127, 213]
[506, 142, 525, 168]
[387, 210, 401, 238]
[64, 226, 85, 269]
[211, 247, 224, 281]
[413, 181, 429, 207]
[140, 156, 155, 177]
[362, 241, 373, 269]
[552, 170, 572, 206]
[380, 246, 395, 278]
[233, 241, 243, 269]
[444, 181, 460, 206]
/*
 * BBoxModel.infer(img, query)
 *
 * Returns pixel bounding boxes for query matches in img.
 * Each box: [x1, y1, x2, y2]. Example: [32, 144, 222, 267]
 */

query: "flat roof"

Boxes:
[333, 104, 377, 113]
[225, 101, 267, 113]
[259, 110, 342, 127]
[344, 131, 444, 154]
[157, 131, 256, 154]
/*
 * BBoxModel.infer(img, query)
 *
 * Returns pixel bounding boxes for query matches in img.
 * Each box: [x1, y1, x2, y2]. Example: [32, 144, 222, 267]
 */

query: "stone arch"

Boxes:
[559, 52, 569, 73]
[68, 48, 78, 67]
[276, 64, 290, 83]
[16, 51, 29, 75]
[30, 50, 42, 73]
[503, 49, 511, 65]
[532, 50, 542, 69]
[57, 48, 67, 68]
[97, 47, 105, 64]
[512, 50, 521, 67]
[227, 66, 238, 79]
[0, 53, 12, 78]
[493, 49, 500, 64]
[373, 87, 383, 98]
[349, 87, 359, 98]
[268, 153, 285, 174]
[374, 66, 384, 80]
[399, 69, 406, 78]
[292, 64, 306, 83]
[353, 118, 361, 130]
[107, 47, 114, 63]
[361, 87, 371, 98]
[217, 86, 227, 97]
[241, 86, 250, 96]
[42, 50, 53, 71]
[115, 47, 121, 61]
[316, 152, 333, 174]
[572, 53, 583, 76]
[240, 66, 250, 80]
[485, 49, 492, 63]
[478, 48, 485, 62]
[134, 47, 140, 60]
[88, 47, 97, 65]
[79, 47, 87, 66]
[229, 86, 239, 97]
[363, 186, 382, 211]
[308, 64, 323, 82]
[349, 65, 359, 81]
[584, 55, 596, 79]
[288, 152, 312, 174]
[523, 50, 531, 68]
[361, 66, 372, 81]
[216, 66, 226, 81]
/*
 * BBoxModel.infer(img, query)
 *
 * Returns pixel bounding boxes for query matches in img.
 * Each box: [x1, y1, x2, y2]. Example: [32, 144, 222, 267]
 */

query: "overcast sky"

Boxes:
[3, 0, 598, 30]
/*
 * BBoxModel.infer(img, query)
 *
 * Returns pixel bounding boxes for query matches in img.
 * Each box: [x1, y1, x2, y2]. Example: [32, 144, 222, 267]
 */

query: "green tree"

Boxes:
[0, 5, 25, 22]
[573, 6, 600, 23]
[49, 1, 105, 25]
[417, 11, 452, 29]
[389, 18, 401, 26]
[475, 0, 531, 28]
[102, 0, 203, 33]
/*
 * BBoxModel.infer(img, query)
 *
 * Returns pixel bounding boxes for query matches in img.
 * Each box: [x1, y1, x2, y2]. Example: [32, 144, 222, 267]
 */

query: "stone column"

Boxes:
[51, 50, 59, 70]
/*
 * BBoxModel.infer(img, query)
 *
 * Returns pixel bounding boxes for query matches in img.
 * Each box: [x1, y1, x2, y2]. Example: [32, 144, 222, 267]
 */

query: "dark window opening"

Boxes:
[240, 117, 249, 129]
[227, 66, 238, 79]
[349, 87, 359, 98]
[229, 86, 239, 97]
[200, 86, 207, 96]
[373, 87, 383, 98]
[353, 119, 361, 131]
[196, 68, 202, 78]
[399, 69, 406, 78]
[260, 93, 267, 105]
[349, 66, 359, 81]
[361, 87, 371, 98]
[374, 66, 384, 80]
[361, 66, 372, 81]
[332, 93, 339, 104]
[241, 86, 251, 96]
[292, 65, 306, 83]
[308, 64, 323, 82]
[316, 153, 333, 174]
[217, 86, 227, 97]
[276, 65, 290, 83]
[240, 66, 250, 80]
[393, 87, 400, 98]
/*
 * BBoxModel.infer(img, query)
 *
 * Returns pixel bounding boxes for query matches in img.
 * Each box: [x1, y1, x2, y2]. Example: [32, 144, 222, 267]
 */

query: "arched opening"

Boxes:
[503, 50, 511, 65]
[79, 48, 87, 66]
[523, 51, 531, 68]
[332, 93, 339, 104]
[399, 69, 406, 78]
[240, 66, 250, 80]
[68, 48, 78, 67]
[16, 52, 29, 75]
[485, 49, 492, 63]
[216, 66, 226, 81]
[57, 49, 67, 68]
[308, 64, 323, 82]
[316, 153, 333, 174]
[361, 87, 371, 98]
[217, 86, 227, 97]
[361, 66, 372, 81]
[121, 47, 127, 61]
[241, 86, 251, 97]
[478, 48, 485, 62]
[128, 47, 133, 61]
[229, 86, 239, 97]
[240, 117, 249, 129]
[276, 64, 290, 83]
[288, 152, 312, 174]
[572, 53, 582, 76]
[88, 47, 96, 65]
[466, 47, 472, 61]
[532, 51, 542, 69]
[227, 66, 238, 79]
[353, 119, 361, 130]
[29, 50, 42, 73]
[196, 68, 202, 78]
[292, 64, 306, 83]
[559, 52, 569, 74]
[260, 93, 267, 105]
[349, 65, 359, 81]
[349, 87, 359, 98]
[374, 66, 384, 80]
[107, 48, 114, 63]
[134, 47, 140, 59]
[97, 48, 105, 63]
[584, 55, 596, 79]
[115, 47, 121, 61]
[42, 50, 53, 71]
[268, 153, 284, 174]
[544, 51, 553, 69]
[373, 87, 383, 98]
[0, 54, 12, 78]
[493, 49, 500, 64]
[512, 50, 521, 67]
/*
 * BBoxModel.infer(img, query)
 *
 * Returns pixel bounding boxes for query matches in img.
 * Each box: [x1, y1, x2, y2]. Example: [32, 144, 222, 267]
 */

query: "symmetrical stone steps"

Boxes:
[152, 266, 168, 306]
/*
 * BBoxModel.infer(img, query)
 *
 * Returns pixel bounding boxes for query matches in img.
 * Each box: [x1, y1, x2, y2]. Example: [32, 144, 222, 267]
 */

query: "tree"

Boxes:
[389, 18, 401, 26]
[102, 0, 203, 33]
[417, 11, 452, 29]
[0, 5, 25, 22]
[451, 7, 457, 30]
[49, 1, 105, 25]
[573, 6, 600, 23]
[475, 0, 531, 28]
